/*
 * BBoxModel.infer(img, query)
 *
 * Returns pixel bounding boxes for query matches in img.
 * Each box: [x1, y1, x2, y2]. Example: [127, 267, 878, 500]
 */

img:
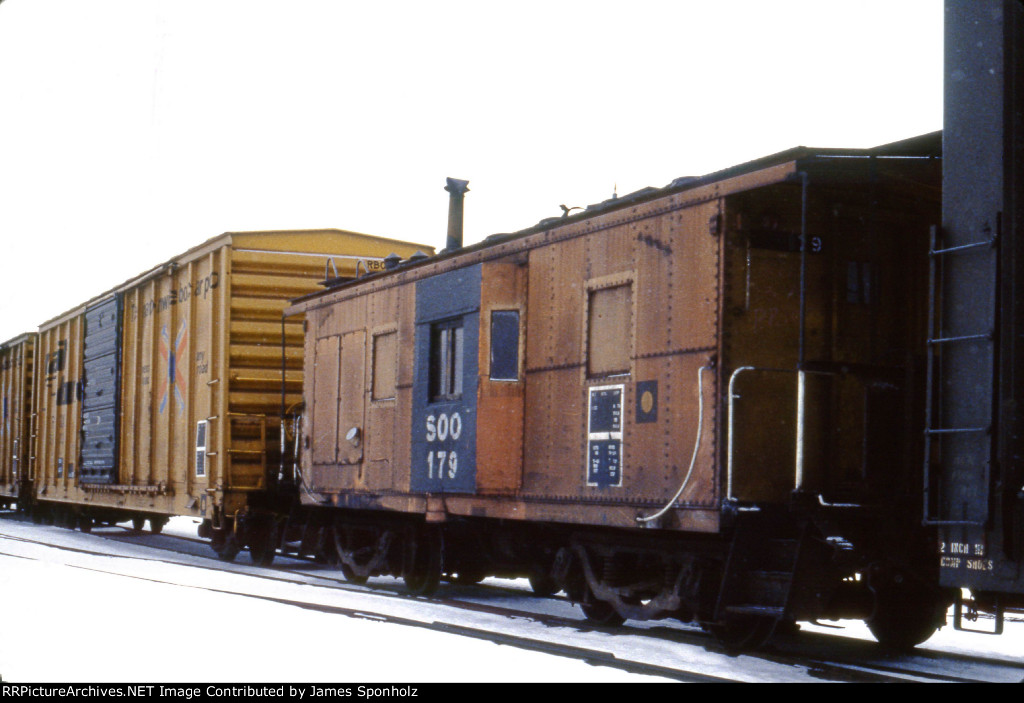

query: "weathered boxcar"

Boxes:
[0, 333, 36, 509]
[288, 141, 945, 647]
[30, 229, 431, 559]
[929, 0, 1024, 634]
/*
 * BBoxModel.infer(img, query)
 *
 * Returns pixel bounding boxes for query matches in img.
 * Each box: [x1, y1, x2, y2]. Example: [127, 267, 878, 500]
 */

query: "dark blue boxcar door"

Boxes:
[80, 296, 122, 484]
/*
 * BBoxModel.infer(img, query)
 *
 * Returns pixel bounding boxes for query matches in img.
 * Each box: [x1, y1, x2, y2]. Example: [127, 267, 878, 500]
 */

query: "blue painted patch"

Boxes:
[635, 380, 658, 424]
[415, 264, 482, 323]
[586, 385, 624, 488]
[411, 265, 481, 494]
[587, 439, 622, 487]
[80, 296, 123, 484]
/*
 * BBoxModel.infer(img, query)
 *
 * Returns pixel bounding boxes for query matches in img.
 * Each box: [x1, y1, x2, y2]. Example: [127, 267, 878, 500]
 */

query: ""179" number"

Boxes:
[427, 450, 458, 479]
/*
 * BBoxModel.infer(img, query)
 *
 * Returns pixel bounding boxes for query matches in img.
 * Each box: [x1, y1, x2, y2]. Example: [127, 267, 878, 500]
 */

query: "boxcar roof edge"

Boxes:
[36, 228, 431, 331]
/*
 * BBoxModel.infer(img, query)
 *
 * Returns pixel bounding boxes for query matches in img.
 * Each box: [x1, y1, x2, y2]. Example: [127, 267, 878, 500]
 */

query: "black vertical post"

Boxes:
[445, 178, 470, 252]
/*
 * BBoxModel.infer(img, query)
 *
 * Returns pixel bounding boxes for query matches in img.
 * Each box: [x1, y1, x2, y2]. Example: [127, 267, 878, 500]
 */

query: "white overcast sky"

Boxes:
[0, 0, 942, 341]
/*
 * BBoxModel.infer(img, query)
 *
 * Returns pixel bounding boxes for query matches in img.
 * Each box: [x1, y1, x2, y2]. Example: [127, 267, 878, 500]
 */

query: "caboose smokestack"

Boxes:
[445, 177, 470, 252]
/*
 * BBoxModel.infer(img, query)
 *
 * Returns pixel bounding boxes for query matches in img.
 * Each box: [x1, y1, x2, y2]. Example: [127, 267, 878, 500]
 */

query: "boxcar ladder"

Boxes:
[922, 224, 997, 528]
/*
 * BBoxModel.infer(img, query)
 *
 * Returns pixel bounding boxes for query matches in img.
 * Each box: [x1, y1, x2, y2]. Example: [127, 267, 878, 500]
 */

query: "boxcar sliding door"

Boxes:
[79, 296, 122, 484]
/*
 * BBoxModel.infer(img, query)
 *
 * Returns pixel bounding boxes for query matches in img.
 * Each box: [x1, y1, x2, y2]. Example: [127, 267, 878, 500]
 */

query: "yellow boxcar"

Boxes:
[31, 229, 431, 544]
[0, 333, 36, 509]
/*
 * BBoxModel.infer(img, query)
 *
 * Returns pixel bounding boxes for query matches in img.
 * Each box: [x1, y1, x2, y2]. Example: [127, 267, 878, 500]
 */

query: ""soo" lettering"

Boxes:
[425, 412, 462, 442]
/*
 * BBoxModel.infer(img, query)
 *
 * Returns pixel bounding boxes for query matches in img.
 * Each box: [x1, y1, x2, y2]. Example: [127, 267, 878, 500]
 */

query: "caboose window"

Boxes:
[372, 330, 398, 401]
[429, 320, 464, 401]
[846, 261, 875, 304]
[490, 310, 520, 381]
[587, 283, 632, 377]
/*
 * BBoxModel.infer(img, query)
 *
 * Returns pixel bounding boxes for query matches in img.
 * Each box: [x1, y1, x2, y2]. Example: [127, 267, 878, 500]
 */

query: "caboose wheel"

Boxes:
[867, 583, 943, 650]
[706, 615, 777, 651]
[580, 588, 626, 627]
[250, 542, 276, 566]
[131, 517, 146, 532]
[340, 563, 369, 585]
[150, 517, 167, 535]
[403, 527, 442, 596]
[529, 574, 559, 597]
[329, 525, 375, 582]
[452, 570, 486, 585]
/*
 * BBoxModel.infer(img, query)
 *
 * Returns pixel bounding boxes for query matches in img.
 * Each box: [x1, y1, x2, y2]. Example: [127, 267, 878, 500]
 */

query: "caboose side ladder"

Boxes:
[922, 223, 997, 528]
[714, 510, 810, 631]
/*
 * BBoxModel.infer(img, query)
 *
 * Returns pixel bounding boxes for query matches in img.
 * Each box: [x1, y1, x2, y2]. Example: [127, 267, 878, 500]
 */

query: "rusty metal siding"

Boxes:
[304, 281, 410, 498]
[391, 284, 418, 493]
[719, 178, 940, 505]
[627, 354, 717, 508]
[550, 238, 586, 368]
[286, 148, 943, 534]
[586, 281, 632, 377]
[669, 206, 721, 352]
[307, 293, 370, 494]
[0, 334, 35, 501]
[511, 203, 722, 518]
[290, 195, 729, 530]
[718, 187, 809, 503]
[476, 260, 527, 494]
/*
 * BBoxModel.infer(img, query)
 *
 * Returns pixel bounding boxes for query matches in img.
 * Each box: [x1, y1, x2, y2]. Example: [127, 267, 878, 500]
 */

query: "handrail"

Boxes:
[726, 366, 757, 502]
[637, 364, 710, 524]
[323, 257, 339, 281]
[726, 364, 848, 503]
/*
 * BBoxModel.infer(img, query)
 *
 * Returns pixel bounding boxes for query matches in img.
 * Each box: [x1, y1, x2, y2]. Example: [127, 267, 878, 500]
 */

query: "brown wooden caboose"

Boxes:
[288, 136, 943, 647]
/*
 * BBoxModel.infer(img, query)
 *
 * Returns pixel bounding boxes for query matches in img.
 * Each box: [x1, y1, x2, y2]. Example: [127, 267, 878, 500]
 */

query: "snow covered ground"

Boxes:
[1, 517, 1021, 683]
[0, 518, 674, 683]
[800, 609, 1024, 666]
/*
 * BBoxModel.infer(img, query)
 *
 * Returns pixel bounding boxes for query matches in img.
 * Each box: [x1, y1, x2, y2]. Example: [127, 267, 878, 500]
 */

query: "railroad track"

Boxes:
[2, 512, 1022, 683]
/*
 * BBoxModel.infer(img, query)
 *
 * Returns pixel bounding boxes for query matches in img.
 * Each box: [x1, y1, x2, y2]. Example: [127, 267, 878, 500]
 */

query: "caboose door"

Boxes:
[311, 335, 340, 466]
[336, 330, 365, 467]
[310, 331, 366, 469]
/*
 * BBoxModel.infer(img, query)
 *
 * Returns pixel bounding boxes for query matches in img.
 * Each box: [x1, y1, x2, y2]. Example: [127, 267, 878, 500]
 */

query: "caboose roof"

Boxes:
[290, 130, 942, 312]
[521, 130, 942, 231]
